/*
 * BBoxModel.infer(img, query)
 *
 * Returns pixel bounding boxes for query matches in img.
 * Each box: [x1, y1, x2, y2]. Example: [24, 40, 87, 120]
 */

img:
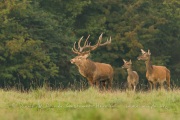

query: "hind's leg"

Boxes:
[133, 85, 136, 91]
[127, 82, 131, 90]
[166, 81, 171, 91]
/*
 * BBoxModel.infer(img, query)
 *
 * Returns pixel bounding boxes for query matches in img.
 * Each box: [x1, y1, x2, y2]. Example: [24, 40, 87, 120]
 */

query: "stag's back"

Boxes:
[94, 62, 113, 79]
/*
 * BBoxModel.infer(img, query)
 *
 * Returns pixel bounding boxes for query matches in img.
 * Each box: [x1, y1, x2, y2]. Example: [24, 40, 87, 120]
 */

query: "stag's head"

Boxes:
[137, 49, 151, 61]
[122, 59, 132, 69]
[70, 33, 111, 66]
[70, 53, 90, 66]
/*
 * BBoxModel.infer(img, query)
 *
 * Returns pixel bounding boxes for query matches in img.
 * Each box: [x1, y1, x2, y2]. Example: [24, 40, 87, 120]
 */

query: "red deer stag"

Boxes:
[70, 33, 113, 90]
[137, 49, 170, 90]
[122, 59, 139, 91]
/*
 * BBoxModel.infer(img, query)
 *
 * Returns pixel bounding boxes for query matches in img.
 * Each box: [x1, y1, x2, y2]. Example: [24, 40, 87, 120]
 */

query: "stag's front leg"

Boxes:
[87, 78, 94, 87]
[95, 81, 100, 89]
[159, 82, 164, 90]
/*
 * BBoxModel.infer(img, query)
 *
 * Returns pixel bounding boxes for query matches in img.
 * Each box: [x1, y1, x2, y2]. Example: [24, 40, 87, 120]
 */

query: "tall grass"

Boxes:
[0, 87, 179, 120]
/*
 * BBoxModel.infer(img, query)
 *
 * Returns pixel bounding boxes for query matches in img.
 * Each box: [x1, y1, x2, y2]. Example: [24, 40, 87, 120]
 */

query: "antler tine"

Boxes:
[73, 42, 78, 52]
[72, 42, 81, 54]
[99, 36, 111, 47]
[72, 48, 80, 55]
[78, 35, 94, 52]
[89, 33, 103, 51]
[84, 35, 90, 47]
[78, 36, 84, 50]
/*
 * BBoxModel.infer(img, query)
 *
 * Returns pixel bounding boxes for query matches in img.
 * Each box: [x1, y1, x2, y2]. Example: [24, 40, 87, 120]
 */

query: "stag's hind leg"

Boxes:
[166, 81, 171, 91]
[166, 70, 171, 91]
[99, 81, 106, 90]
[102, 81, 106, 91]
[107, 79, 112, 91]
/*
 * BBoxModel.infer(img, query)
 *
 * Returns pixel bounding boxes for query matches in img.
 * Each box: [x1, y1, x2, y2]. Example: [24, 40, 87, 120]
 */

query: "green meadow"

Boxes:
[0, 88, 179, 120]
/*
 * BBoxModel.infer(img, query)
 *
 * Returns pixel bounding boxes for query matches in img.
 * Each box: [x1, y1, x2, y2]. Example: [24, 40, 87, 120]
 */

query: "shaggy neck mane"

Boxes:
[77, 59, 96, 77]
[145, 59, 153, 74]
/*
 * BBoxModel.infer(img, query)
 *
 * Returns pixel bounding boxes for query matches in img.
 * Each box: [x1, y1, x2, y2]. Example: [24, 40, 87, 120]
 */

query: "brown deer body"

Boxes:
[122, 59, 139, 91]
[70, 34, 113, 90]
[137, 49, 170, 90]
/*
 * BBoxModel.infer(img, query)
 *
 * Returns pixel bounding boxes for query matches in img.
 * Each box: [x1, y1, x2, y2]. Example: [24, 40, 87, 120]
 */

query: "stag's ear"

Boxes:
[148, 49, 151, 55]
[83, 52, 90, 59]
[129, 59, 132, 64]
[123, 59, 126, 63]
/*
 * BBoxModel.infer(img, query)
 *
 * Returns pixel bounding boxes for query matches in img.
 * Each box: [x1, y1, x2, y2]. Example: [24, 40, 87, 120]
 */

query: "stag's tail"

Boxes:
[166, 68, 171, 90]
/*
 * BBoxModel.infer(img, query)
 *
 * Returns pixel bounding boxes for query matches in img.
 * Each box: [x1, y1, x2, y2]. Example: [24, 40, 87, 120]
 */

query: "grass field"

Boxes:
[0, 88, 179, 120]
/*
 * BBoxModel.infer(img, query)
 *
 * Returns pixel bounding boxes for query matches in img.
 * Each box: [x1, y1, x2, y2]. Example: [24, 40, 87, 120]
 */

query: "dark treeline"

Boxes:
[0, 0, 179, 90]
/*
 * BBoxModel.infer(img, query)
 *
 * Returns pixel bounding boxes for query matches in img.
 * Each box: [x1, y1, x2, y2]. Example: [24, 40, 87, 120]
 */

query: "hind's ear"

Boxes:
[141, 49, 146, 54]
[123, 59, 126, 63]
[148, 49, 151, 55]
[129, 59, 132, 64]
[83, 52, 90, 59]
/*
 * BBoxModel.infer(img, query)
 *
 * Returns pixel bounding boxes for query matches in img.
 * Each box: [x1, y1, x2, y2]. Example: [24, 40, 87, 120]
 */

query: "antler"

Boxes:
[72, 33, 111, 55]
[89, 33, 111, 51]
[72, 35, 91, 55]
[78, 35, 91, 52]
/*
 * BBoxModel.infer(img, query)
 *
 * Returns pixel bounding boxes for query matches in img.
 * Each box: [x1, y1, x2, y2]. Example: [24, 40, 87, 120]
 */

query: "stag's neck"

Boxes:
[145, 59, 153, 74]
[77, 59, 96, 77]
[79, 59, 94, 68]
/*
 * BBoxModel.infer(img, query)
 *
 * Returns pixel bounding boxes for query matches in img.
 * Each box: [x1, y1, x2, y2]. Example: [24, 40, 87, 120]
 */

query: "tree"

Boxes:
[0, 0, 58, 90]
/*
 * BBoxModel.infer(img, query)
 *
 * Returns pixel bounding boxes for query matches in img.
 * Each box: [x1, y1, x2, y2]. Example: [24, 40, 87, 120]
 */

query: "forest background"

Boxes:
[0, 0, 179, 91]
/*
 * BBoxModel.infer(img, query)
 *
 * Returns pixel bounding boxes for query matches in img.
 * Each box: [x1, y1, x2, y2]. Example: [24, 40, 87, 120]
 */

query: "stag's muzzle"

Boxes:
[70, 59, 74, 64]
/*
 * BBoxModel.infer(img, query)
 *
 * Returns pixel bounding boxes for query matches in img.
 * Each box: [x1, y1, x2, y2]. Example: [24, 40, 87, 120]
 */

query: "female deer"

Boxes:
[122, 59, 139, 91]
[137, 49, 170, 90]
